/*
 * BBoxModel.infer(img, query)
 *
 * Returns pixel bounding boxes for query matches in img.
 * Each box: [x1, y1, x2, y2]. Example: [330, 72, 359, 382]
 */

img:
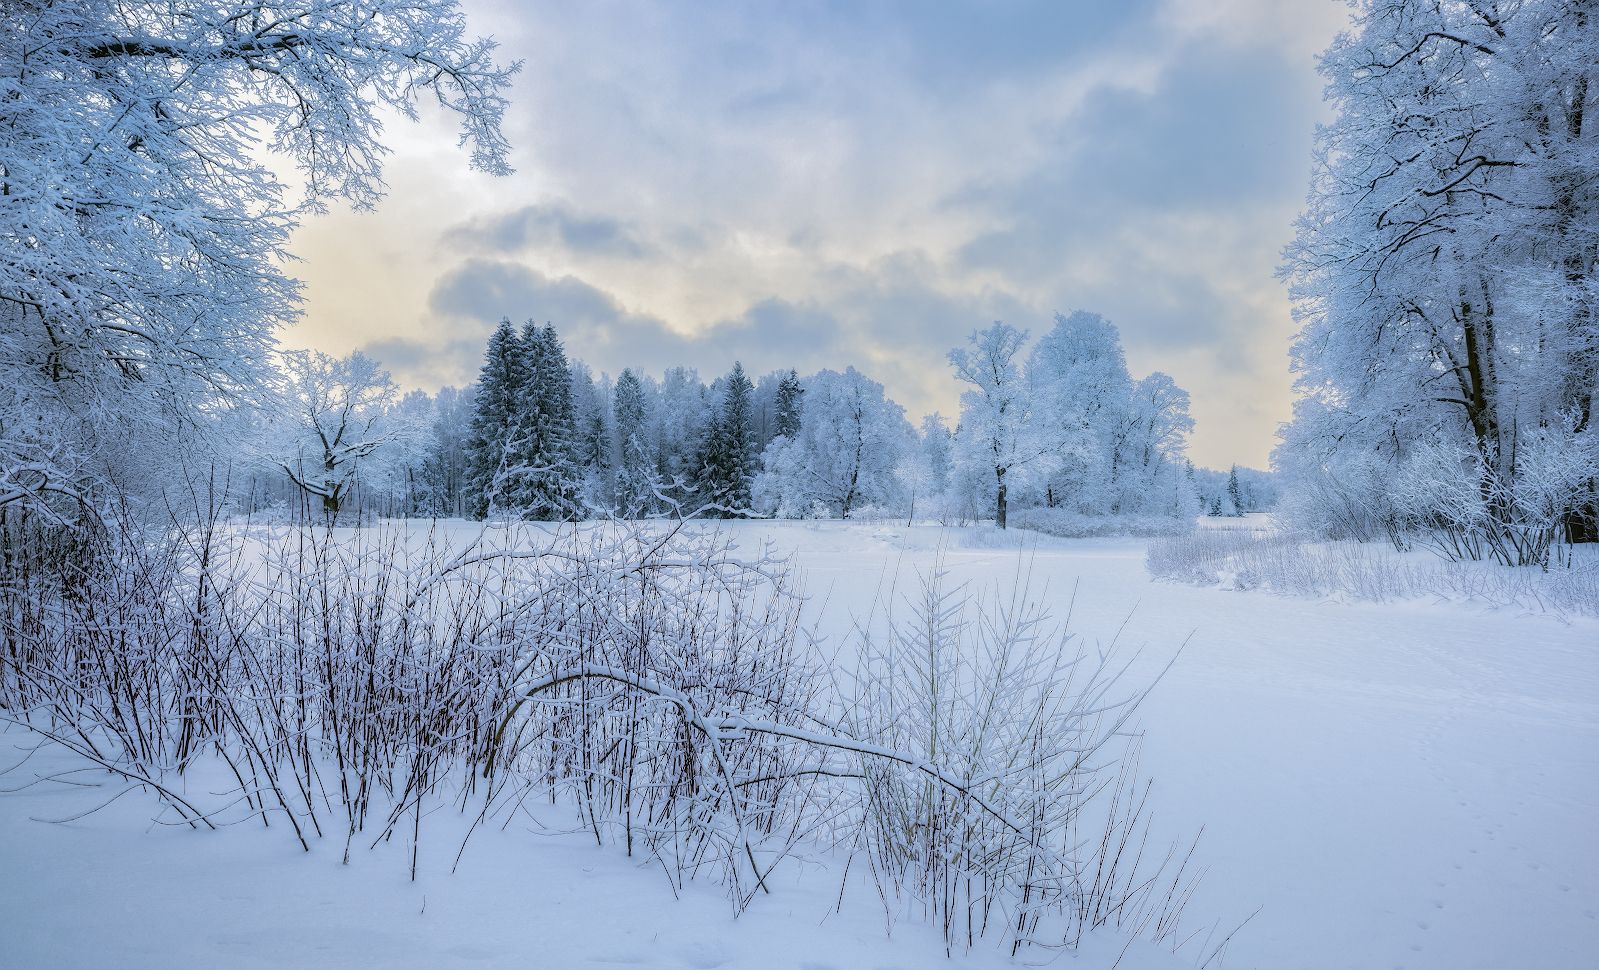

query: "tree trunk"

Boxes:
[995, 468, 1008, 529]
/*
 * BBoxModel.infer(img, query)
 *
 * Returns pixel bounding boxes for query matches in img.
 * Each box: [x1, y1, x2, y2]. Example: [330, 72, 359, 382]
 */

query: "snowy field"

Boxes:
[3, 519, 1596, 969]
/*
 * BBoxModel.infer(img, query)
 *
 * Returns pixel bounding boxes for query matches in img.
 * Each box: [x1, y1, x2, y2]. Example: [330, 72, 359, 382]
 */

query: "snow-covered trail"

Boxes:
[2, 520, 1594, 969]
[744, 521, 1599, 970]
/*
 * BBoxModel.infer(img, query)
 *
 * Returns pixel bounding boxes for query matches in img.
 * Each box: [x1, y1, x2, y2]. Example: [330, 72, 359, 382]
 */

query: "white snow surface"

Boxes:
[3, 520, 1596, 969]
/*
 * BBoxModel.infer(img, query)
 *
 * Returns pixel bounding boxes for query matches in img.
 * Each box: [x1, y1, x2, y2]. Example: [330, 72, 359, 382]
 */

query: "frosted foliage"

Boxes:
[1026, 311, 1130, 513]
[753, 367, 915, 519]
[271, 350, 398, 517]
[1278, 0, 1598, 564]
[946, 313, 1198, 527]
[949, 323, 1054, 528]
[0, 0, 516, 518]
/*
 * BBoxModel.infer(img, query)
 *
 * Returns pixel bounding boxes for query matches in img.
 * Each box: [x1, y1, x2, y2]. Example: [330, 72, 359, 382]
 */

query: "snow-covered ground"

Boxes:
[3, 520, 1596, 969]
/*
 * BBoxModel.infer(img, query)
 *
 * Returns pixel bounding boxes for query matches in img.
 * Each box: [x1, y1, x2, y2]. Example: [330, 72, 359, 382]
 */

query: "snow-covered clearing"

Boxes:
[3, 520, 1596, 969]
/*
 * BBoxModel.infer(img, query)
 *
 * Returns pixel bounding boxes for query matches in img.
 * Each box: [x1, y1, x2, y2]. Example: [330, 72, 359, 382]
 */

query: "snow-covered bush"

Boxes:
[1147, 526, 1599, 617]
[1008, 507, 1196, 539]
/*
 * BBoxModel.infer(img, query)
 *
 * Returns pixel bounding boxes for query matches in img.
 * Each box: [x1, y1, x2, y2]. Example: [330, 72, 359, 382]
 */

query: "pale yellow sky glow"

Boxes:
[282, 0, 1352, 469]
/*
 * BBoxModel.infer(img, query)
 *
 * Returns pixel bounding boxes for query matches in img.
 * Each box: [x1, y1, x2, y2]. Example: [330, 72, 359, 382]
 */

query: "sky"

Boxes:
[282, 0, 1354, 470]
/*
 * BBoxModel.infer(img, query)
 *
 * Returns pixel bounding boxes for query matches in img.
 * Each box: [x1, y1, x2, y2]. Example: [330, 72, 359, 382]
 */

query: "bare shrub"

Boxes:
[840, 565, 1202, 955]
[2, 507, 1214, 958]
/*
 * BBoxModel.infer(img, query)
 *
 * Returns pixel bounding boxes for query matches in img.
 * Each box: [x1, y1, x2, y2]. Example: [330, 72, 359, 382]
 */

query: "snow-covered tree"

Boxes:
[419, 385, 474, 517]
[1111, 373, 1197, 517]
[464, 320, 530, 518]
[273, 350, 397, 518]
[949, 323, 1053, 528]
[374, 388, 438, 516]
[774, 370, 805, 440]
[900, 413, 956, 524]
[1279, 0, 1598, 562]
[697, 362, 757, 516]
[754, 368, 914, 518]
[656, 367, 708, 509]
[1226, 466, 1245, 518]
[612, 369, 657, 517]
[1026, 311, 1134, 513]
[0, 0, 515, 520]
[517, 324, 583, 520]
[570, 363, 614, 512]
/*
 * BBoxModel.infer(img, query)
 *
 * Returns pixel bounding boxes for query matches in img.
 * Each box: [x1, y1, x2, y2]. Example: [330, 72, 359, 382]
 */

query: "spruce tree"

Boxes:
[1227, 465, 1244, 516]
[613, 368, 654, 517]
[698, 362, 757, 517]
[570, 365, 613, 509]
[518, 324, 583, 520]
[774, 369, 804, 440]
[464, 319, 529, 518]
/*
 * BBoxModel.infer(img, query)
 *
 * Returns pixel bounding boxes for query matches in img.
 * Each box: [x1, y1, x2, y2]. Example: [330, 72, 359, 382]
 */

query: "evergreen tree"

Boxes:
[570, 363, 614, 510]
[774, 369, 804, 440]
[1227, 465, 1245, 517]
[464, 319, 530, 518]
[613, 369, 655, 517]
[698, 362, 757, 516]
[517, 323, 583, 520]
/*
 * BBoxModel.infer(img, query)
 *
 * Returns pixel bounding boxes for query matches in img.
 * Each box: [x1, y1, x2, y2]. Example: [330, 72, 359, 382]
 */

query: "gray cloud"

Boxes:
[446, 202, 651, 259]
[422, 259, 863, 381]
[414, 255, 1036, 421]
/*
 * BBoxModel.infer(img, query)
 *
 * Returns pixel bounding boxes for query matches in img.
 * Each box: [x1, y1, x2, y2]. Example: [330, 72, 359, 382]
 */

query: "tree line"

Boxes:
[240, 309, 1231, 531]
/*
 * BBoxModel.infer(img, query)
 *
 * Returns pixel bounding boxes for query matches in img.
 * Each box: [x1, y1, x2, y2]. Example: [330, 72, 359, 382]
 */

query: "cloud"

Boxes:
[446, 202, 651, 258]
[422, 259, 850, 381]
[291, 0, 1354, 468]
[414, 254, 1039, 421]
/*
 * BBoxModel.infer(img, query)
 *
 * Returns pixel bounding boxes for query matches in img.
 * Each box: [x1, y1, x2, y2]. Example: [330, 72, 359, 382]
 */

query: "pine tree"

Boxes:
[613, 368, 654, 517]
[774, 369, 804, 440]
[1227, 465, 1245, 517]
[698, 362, 757, 517]
[464, 319, 530, 518]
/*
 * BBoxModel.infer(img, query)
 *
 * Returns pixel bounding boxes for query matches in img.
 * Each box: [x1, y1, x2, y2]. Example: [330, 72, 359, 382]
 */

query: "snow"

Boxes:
[4, 519, 1597, 969]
